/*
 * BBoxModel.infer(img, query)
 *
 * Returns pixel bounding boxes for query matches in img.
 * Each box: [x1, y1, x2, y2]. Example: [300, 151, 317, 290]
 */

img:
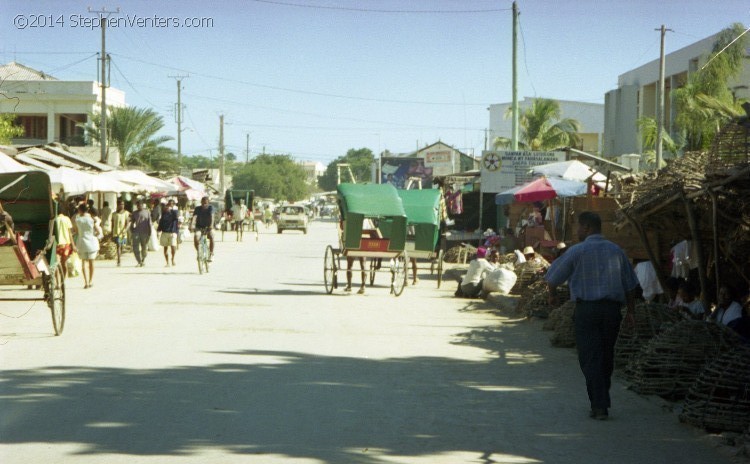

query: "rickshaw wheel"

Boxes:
[324, 245, 336, 294]
[391, 254, 407, 297]
[46, 266, 66, 336]
[436, 249, 444, 288]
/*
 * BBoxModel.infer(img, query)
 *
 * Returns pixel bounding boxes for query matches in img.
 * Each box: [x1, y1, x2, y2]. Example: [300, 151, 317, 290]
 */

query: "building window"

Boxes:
[16, 116, 47, 140]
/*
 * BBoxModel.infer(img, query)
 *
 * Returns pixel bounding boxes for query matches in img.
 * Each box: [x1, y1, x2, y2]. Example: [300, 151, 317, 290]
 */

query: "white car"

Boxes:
[277, 205, 309, 234]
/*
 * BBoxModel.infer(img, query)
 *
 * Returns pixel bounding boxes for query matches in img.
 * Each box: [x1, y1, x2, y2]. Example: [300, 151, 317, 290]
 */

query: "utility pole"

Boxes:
[655, 25, 672, 170]
[219, 115, 225, 196]
[88, 7, 120, 164]
[511, 1, 519, 151]
[245, 133, 250, 163]
[169, 74, 189, 164]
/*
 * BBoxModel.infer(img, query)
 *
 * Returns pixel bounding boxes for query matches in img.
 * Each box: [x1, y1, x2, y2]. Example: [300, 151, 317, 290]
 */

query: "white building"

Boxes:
[488, 97, 604, 154]
[604, 31, 750, 156]
[298, 160, 325, 184]
[0, 61, 126, 150]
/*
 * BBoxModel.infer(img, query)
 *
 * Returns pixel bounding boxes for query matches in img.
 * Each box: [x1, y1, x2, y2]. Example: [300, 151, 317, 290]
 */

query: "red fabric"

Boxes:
[513, 178, 557, 203]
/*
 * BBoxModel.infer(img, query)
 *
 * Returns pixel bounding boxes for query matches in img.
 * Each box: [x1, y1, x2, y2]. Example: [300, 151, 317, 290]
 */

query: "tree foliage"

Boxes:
[82, 106, 175, 169]
[0, 114, 24, 144]
[673, 23, 748, 151]
[318, 148, 375, 191]
[232, 154, 308, 201]
[493, 98, 581, 151]
[637, 116, 681, 168]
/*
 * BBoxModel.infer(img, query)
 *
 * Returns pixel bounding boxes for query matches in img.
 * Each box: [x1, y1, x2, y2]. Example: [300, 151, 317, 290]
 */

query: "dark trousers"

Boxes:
[574, 299, 622, 410]
[132, 233, 149, 264]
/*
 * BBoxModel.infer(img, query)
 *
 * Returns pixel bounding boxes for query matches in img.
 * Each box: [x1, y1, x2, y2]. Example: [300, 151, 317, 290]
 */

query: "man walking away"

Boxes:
[232, 199, 248, 242]
[130, 200, 152, 267]
[545, 211, 638, 421]
[111, 200, 130, 266]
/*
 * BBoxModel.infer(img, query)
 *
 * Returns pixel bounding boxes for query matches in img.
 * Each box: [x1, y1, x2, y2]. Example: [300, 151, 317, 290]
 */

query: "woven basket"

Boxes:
[615, 302, 687, 367]
[625, 321, 742, 398]
[706, 118, 750, 177]
[679, 345, 750, 433]
[99, 239, 118, 260]
[511, 255, 549, 295]
[516, 280, 570, 319]
[548, 301, 577, 347]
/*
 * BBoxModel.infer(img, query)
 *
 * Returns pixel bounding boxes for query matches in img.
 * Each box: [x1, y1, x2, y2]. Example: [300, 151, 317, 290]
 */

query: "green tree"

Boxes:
[0, 114, 24, 144]
[318, 148, 375, 191]
[232, 154, 308, 201]
[493, 98, 581, 150]
[82, 106, 175, 169]
[637, 116, 681, 168]
[673, 23, 748, 150]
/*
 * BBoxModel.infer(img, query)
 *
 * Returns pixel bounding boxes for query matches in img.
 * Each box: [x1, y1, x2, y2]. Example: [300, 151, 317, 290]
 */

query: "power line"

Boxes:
[110, 53, 488, 106]
[517, 16, 537, 98]
[249, 0, 512, 13]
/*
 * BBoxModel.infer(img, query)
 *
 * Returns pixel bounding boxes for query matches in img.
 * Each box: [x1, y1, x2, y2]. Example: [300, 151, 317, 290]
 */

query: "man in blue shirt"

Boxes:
[545, 211, 637, 421]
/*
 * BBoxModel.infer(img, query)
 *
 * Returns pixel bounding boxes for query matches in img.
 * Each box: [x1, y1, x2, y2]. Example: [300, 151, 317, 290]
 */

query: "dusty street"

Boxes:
[0, 219, 733, 464]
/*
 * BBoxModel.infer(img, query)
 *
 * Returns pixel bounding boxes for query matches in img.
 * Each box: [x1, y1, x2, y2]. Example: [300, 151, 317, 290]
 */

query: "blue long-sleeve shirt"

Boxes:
[545, 234, 638, 304]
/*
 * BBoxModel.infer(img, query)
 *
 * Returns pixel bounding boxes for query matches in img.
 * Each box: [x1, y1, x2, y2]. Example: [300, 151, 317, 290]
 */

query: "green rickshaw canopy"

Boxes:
[337, 183, 406, 219]
[397, 189, 440, 225]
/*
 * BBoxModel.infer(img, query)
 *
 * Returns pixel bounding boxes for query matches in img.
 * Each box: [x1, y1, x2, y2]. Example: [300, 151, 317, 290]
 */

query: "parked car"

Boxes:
[277, 205, 309, 234]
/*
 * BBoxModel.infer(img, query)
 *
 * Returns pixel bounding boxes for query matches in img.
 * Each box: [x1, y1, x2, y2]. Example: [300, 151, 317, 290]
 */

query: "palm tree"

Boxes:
[82, 106, 175, 168]
[493, 98, 582, 151]
[673, 23, 748, 151]
[637, 116, 681, 167]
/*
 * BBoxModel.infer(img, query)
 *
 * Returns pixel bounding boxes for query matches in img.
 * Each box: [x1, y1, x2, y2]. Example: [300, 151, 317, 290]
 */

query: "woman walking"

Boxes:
[73, 203, 100, 289]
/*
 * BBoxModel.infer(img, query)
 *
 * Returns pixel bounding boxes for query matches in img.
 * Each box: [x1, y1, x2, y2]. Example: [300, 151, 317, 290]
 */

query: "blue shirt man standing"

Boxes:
[545, 211, 638, 421]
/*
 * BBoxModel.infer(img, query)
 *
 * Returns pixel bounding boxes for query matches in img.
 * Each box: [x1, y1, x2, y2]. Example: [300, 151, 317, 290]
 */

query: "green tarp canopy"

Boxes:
[0, 171, 56, 258]
[337, 183, 406, 218]
[397, 189, 440, 225]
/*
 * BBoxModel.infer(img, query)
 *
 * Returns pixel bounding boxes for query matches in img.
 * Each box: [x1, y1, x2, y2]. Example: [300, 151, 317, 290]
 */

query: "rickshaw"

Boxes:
[323, 183, 408, 296]
[0, 171, 65, 335]
[394, 188, 444, 288]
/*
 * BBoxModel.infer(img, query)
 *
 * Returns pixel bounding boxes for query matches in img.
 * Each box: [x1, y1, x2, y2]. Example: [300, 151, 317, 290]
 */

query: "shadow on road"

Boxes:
[1, 345, 562, 464]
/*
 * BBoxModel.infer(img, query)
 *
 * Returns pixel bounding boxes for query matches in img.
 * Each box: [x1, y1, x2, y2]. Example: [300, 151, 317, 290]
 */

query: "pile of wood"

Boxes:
[679, 345, 750, 433]
[614, 302, 686, 367]
[515, 280, 569, 319]
[547, 301, 577, 348]
[511, 255, 549, 295]
[443, 244, 477, 263]
[625, 320, 742, 398]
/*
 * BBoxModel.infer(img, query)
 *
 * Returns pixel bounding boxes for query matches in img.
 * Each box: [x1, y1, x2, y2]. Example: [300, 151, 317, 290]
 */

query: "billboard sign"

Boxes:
[380, 157, 434, 189]
[480, 150, 566, 193]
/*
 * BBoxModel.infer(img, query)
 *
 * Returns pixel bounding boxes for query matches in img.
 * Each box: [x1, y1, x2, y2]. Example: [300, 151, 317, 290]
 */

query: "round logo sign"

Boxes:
[483, 152, 501, 171]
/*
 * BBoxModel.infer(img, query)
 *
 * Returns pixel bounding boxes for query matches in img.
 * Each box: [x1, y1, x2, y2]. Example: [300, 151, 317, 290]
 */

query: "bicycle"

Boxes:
[195, 227, 211, 274]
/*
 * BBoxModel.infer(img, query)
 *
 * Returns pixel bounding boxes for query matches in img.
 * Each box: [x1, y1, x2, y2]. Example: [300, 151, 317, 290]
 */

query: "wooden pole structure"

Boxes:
[709, 189, 720, 302]
[680, 190, 709, 312]
[619, 206, 669, 295]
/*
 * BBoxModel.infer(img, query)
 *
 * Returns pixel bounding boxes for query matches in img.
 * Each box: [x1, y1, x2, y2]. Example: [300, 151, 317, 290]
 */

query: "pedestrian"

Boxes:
[232, 199, 248, 241]
[54, 210, 75, 277]
[111, 200, 130, 266]
[157, 199, 180, 267]
[72, 203, 100, 289]
[130, 200, 152, 267]
[100, 201, 113, 238]
[150, 198, 162, 223]
[263, 205, 273, 229]
[545, 211, 638, 421]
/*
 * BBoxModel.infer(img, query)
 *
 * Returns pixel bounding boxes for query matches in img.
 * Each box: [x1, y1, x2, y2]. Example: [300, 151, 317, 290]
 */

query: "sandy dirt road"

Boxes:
[0, 218, 733, 463]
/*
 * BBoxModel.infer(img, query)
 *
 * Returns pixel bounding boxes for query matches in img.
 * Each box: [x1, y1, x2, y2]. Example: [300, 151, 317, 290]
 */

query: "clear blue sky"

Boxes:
[1, 0, 747, 164]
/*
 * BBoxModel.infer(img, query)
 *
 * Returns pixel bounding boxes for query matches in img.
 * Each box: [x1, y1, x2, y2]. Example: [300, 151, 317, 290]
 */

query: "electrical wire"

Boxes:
[110, 58, 163, 109]
[518, 16, 537, 98]
[249, 0, 512, 14]
[110, 53, 488, 106]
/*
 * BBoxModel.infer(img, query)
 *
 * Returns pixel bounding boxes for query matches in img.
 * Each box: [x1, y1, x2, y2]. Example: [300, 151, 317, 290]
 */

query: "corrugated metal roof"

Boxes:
[0, 61, 58, 81]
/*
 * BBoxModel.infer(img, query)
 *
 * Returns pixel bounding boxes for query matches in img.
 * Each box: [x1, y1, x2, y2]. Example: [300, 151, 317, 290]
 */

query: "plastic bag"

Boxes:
[67, 252, 82, 278]
[148, 225, 159, 251]
[483, 266, 517, 295]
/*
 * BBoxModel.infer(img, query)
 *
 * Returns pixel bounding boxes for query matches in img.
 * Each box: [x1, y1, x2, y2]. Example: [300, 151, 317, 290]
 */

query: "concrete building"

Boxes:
[298, 160, 325, 185]
[488, 97, 604, 154]
[604, 31, 750, 157]
[0, 61, 126, 147]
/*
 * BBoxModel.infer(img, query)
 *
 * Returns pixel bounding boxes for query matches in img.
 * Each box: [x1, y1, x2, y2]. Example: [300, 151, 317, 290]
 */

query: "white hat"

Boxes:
[483, 228, 495, 237]
[523, 246, 535, 255]
[556, 242, 567, 250]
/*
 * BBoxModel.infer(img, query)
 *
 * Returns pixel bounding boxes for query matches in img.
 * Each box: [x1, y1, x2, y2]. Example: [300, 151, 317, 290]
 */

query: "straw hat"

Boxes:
[523, 246, 535, 255]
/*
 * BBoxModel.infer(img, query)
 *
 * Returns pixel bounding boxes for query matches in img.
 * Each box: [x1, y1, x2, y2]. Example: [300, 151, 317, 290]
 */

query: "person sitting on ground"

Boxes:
[710, 285, 743, 328]
[456, 247, 495, 298]
[664, 276, 685, 309]
[676, 281, 708, 320]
